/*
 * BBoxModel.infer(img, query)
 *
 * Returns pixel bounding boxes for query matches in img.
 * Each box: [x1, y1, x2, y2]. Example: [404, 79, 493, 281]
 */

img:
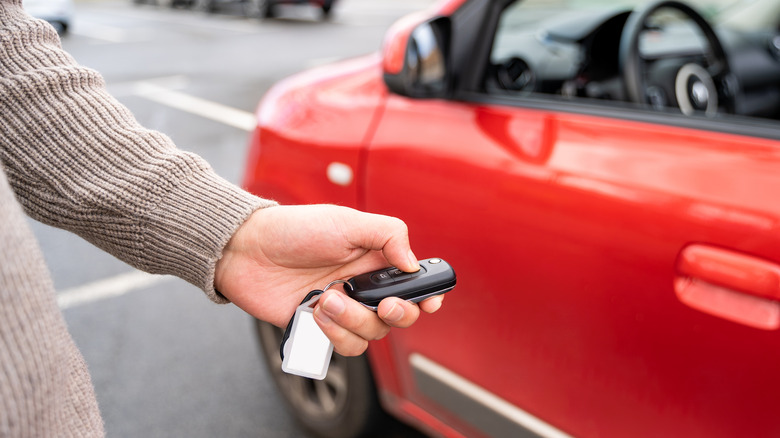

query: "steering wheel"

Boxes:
[495, 57, 536, 92]
[619, 0, 735, 116]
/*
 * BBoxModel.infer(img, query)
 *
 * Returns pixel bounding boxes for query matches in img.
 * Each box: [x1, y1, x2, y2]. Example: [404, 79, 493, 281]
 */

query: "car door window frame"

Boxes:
[444, 0, 780, 141]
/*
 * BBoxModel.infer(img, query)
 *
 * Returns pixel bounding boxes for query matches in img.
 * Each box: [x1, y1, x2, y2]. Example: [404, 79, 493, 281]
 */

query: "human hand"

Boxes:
[214, 204, 444, 356]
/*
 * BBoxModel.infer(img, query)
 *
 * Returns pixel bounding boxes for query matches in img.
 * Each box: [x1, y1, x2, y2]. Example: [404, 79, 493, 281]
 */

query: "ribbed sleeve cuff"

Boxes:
[142, 168, 277, 303]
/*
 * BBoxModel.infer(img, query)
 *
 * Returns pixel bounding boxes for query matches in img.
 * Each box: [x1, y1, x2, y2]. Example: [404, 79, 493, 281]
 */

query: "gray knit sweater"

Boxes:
[0, 2, 275, 436]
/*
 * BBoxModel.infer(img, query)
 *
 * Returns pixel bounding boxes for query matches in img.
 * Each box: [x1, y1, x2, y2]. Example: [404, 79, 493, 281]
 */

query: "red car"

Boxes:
[244, 0, 780, 437]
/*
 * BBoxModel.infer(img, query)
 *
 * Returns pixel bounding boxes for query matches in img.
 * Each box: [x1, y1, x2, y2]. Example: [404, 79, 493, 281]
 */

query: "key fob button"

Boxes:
[371, 272, 393, 284]
[387, 268, 405, 278]
[389, 265, 425, 281]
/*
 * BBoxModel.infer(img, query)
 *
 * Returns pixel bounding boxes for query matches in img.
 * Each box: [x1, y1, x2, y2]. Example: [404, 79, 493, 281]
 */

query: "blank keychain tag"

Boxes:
[281, 294, 333, 380]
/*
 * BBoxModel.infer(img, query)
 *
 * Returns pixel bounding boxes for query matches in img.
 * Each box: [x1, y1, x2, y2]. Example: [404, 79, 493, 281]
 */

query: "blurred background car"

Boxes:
[243, 0, 780, 437]
[24, 0, 74, 34]
[256, 0, 336, 19]
[157, 0, 336, 19]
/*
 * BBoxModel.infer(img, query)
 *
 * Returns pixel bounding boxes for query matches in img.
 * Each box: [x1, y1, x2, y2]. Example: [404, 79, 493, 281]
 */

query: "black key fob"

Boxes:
[346, 258, 456, 310]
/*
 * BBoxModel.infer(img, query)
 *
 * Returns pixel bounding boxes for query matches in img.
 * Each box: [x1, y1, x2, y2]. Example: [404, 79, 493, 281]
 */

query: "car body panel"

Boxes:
[243, 54, 387, 207]
[362, 92, 780, 437]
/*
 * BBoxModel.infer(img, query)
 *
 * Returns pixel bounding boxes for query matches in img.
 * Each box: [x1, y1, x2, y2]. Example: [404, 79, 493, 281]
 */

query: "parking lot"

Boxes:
[28, 0, 434, 436]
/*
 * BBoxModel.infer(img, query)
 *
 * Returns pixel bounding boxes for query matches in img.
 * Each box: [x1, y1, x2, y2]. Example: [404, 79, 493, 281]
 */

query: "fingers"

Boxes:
[419, 294, 445, 314]
[376, 297, 421, 328]
[313, 290, 392, 356]
[313, 291, 433, 356]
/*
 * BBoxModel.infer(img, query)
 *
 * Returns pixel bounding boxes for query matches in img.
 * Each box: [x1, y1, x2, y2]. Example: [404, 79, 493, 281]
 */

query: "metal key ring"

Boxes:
[323, 279, 353, 292]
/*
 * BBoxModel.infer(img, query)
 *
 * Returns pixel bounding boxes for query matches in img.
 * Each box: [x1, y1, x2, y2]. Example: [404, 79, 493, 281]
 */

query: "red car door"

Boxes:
[361, 74, 780, 438]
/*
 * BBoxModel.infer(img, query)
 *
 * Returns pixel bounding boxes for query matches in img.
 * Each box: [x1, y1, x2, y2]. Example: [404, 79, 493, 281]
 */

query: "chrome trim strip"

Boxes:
[410, 353, 574, 438]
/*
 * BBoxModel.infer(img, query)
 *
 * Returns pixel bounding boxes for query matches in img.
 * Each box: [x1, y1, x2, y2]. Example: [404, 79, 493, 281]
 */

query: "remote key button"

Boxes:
[387, 268, 406, 278]
[370, 272, 394, 284]
[389, 265, 425, 280]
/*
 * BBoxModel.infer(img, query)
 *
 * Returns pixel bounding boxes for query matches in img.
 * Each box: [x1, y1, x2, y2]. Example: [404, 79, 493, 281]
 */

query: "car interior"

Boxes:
[483, 0, 780, 121]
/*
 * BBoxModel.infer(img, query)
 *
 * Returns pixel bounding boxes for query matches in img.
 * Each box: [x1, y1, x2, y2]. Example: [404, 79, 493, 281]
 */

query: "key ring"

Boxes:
[323, 279, 353, 293]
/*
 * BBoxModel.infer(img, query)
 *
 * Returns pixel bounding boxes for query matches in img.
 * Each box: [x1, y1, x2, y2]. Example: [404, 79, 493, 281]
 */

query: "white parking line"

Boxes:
[132, 81, 257, 131]
[58, 270, 173, 310]
[71, 21, 134, 43]
[89, 7, 264, 35]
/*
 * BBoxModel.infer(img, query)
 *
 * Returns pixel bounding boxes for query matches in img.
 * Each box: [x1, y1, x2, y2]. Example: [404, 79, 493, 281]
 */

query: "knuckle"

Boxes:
[340, 302, 378, 332]
[336, 339, 368, 357]
[389, 216, 408, 234]
[374, 325, 391, 340]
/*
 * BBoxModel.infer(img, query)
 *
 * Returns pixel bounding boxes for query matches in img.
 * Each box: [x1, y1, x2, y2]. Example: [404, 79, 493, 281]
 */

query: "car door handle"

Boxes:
[674, 244, 780, 330]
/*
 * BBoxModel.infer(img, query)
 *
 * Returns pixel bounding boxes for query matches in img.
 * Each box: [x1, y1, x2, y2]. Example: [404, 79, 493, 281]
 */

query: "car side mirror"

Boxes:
[382, 16, 451, 99]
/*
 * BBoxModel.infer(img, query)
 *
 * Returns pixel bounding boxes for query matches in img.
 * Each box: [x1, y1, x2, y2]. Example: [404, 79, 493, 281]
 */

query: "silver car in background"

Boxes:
[24, 0, 73, 35]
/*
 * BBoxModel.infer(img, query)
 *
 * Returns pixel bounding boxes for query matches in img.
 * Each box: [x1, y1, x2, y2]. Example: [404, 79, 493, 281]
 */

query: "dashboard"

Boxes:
[486, 3, 780, 120]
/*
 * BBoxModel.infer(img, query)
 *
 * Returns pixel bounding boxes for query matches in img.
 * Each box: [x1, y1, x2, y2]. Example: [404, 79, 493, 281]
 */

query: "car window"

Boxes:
[719, 0, 780, 31]
[483, 0, 780, 124]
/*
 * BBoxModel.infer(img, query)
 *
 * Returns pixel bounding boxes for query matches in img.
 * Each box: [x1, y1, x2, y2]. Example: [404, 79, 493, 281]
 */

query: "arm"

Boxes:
[0, 2, 273, 301]
[0, 4, 443, 355]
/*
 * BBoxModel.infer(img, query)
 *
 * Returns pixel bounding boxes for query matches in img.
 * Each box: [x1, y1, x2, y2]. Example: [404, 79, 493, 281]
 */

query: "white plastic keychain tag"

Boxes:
[281, 292, 334, 380]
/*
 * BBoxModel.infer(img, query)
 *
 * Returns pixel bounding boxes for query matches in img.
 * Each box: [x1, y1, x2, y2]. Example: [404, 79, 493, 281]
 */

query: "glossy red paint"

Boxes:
[677, 244, 780, 301]
[244, 2, 780, 437]
[243, 54, 386, 206]
[361, 93, 780, 437]
[675, 244, 780, 330]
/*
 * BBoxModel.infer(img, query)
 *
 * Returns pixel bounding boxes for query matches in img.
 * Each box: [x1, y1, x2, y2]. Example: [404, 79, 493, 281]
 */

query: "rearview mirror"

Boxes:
[383, 17, 451, 98]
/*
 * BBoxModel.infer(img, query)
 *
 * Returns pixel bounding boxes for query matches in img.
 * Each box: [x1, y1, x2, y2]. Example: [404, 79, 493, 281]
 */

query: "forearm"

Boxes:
[0, 1, 275, 299]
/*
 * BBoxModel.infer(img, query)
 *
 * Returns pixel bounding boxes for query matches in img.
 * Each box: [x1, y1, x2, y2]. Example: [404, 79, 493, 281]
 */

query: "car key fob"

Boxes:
[346, 258, 456, 310]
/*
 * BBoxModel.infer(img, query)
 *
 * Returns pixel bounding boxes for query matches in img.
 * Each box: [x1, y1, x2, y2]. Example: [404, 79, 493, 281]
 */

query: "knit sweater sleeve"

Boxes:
[0, 1, 277, 302]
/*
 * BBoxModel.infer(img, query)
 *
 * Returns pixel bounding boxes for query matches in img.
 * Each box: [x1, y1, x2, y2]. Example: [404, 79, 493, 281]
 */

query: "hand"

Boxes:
[214, 204, 444, 356]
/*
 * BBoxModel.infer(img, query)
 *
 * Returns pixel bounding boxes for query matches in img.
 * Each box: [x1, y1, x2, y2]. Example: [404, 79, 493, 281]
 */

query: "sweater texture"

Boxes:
[0, 1, 275, 435]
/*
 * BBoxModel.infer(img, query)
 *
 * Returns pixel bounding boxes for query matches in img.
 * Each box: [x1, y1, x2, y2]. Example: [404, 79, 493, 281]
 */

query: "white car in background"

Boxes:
[24, 0, 73, 35]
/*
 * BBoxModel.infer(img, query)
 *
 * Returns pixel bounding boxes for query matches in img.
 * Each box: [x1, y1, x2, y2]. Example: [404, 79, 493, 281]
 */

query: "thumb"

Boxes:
[350, 211, 419, 272]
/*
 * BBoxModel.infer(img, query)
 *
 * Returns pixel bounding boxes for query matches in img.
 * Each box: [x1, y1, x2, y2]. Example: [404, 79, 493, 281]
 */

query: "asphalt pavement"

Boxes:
[27, 0, 435, 436]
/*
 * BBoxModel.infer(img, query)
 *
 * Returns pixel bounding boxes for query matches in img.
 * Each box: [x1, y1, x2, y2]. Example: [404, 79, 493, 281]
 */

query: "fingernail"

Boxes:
[322, 293, 346, 317]
[407, 250, 419, 271]
[382, 302, 405, 323]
